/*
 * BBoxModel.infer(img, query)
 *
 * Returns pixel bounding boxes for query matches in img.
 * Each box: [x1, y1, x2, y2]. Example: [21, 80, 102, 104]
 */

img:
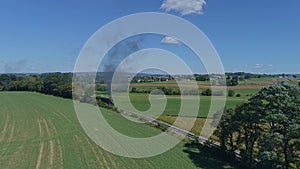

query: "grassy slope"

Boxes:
[0, 92, 234, 169]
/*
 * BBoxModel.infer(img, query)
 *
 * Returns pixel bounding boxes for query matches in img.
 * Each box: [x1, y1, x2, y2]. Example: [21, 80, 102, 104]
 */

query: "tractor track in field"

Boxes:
[81, 135, 118, 169]
[34, 99, 64, 167]
[96, 148, 110, 169]
[1, 92, 241, 168]
[56, 139, 63, 169]
[36, 143, 44, 169]
[83, 136, 106, 168]
[72, 135, 85, 168]
[33, 98, 63, 168]
[47, 120, 63, 168]
[35, 119, 58, 169]
[42, 119, 55, 169]
[29, 95, 73, 124]
[8, 121, 15, 142]
[0, 114, 9, 142]
[49, 140, 54, 168]
[36, 120, 44, 169]
[49, 122, 63, 168]
[52, 110, 72, 124]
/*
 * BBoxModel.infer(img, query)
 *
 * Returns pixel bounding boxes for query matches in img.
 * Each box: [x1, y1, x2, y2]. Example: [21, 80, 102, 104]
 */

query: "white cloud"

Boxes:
[253, 64, 264, 72]
[255, 63, 263, 69]
[161, 0, 206, 15]
[161, 36, 181, 44]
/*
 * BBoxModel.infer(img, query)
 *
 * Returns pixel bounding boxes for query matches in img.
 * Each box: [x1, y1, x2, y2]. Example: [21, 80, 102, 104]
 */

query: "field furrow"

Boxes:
[36, 119, 44, 169]
[83, 136, 106, 168]
[0, 92, 235, 169]
[0, 114, 9, 142]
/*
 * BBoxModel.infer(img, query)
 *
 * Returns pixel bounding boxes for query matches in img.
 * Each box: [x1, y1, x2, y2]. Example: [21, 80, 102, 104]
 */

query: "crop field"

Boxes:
[0, 92, 235, 169]
[130, 77, 299, 88]
[112, 93, 246, 118]
[95, 78, 288, 137]
[103, 78, 286, 135]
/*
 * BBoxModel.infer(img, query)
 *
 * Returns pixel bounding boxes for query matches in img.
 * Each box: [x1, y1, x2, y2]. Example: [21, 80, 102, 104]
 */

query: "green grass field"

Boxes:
[0, 92, 235, 169]
[124, 93, 246, 118]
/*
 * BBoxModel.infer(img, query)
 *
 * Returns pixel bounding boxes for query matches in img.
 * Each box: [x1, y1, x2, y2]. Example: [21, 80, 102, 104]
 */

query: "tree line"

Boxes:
[215, 84, 300, 169]
[130, 87, 226, 96]
[0, 73, 72, 98]
[0, 73, 116, 110]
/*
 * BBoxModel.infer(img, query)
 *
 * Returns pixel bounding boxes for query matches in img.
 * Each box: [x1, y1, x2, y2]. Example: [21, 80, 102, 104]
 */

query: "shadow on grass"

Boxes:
[183, 141, 238, 169]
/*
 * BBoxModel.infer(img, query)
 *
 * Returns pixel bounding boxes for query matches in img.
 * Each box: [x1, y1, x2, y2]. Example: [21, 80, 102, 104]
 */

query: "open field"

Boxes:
[96, 79, 274, 135]
[0, 92, 235, 169]
[114, 93, 246, 118]
[130, 82, 264, 89]
[98, 77, 299, 100]
[130, 77, 299, 89]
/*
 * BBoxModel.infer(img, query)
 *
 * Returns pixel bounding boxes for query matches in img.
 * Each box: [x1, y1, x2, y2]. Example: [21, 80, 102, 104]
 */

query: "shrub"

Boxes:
[228, 90, 235, 97]
[202, 89, 212, 96]
[130, 87, 137, 93]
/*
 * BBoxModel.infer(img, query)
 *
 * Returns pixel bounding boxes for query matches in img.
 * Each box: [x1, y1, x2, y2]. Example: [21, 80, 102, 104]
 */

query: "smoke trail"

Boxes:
[101, 35, 143, 96]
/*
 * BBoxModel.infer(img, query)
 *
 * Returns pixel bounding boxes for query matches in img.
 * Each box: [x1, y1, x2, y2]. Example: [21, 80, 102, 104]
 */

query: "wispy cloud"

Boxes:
[161, 0, 206, 15]
[253, 64, 264, 72]
[161, 36, 181, 44]
[254, 63, 263, 69]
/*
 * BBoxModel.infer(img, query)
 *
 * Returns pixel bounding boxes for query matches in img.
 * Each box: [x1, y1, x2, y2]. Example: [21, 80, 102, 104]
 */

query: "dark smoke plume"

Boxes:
[101, 35, 143, 96]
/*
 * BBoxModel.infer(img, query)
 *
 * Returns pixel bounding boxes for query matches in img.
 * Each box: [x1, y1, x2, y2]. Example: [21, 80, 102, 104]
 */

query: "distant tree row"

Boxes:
[130, 87, 181, 95]
[129, 87, 226, 96]
[201, 89, 224, 96]
[225, 72, 283, 79]
[0, 73, 72, 98]
[215, 84, 300, 169]
[0, 73, 118, 111]
[226, 76, 239, 86]
[194, 74, 210, 81]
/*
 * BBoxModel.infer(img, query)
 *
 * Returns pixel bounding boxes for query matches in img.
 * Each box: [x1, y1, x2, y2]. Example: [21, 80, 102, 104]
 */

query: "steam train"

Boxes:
[97, 96, 114, 106]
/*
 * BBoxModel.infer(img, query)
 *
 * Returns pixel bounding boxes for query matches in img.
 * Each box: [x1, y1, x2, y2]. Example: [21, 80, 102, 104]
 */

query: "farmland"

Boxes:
[103, 77, 298, 137]
[125, 93, 246, 117]
[0, 92, 235, 169]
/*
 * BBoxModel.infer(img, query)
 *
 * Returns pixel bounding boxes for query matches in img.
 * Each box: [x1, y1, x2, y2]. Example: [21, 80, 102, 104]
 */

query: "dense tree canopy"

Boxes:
[216, 84, 300, 169]
[0, 73, 72, 98]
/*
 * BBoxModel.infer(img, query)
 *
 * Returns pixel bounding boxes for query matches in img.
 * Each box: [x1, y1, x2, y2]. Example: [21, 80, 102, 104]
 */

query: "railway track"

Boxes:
[120, 109, 241, 158]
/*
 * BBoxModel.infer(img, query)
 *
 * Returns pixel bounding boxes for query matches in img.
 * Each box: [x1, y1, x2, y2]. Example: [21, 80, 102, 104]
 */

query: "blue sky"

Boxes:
[0, 0, 299, 74]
